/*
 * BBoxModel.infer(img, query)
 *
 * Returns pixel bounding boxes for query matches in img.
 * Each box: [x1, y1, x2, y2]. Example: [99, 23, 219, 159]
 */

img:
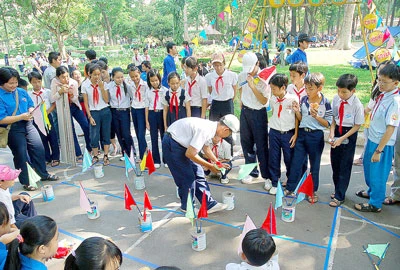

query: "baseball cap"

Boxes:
[0, 165, 21, 181]
[211, 53, 225, 64]
[298, 33, 312, 42]
[221, 114, 240, 133]
[242, 52, 258, 73]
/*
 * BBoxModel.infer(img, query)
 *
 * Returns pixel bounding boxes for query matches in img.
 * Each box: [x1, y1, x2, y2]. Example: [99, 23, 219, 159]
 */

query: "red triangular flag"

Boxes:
[261, 203, 277, 235]
[146, 150, 156, 175]
[143, 191, 153, 222]
[197, 191, 208, 219]
[124, 184, 136, 210]
[298, 173, 314, 202]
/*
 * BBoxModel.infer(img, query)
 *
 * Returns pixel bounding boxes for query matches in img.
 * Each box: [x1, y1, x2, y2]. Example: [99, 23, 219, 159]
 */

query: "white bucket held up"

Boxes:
[281, 201, 296, 222]
[134, 175, 145, 190]
[191, 228, 206, 251]
[93, 164, 104, 178]
[222, 191, 235, 210]
[138, 212, 152, 232]
[87, 201, 100, 219]
[41, 185, 55, 202]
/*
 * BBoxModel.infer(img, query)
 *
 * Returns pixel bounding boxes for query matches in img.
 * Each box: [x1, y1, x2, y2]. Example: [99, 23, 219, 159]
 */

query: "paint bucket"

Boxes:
[191, 228, 206, 251]
[93, 164, 104, 178]
[281, 201, 296, 222]
[41, 185, 55, 202]
[87, 201, 100, 220]
[134, 175, 145, 190]
[222, 191, 235, 210]
[138, 212, 152, 232]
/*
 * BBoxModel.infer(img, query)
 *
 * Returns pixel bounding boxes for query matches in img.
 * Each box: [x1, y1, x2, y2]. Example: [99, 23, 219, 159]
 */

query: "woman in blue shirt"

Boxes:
[0, 67, 58, 191]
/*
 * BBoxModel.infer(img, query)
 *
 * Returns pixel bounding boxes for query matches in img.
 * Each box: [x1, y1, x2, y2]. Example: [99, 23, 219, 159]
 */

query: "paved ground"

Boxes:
[0, 132, 399, 270]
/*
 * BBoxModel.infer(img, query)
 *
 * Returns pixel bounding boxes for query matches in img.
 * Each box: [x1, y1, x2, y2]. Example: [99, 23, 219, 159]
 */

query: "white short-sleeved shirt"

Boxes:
[367, 98, 376, 111]
[132, 54, 142, 66]
[161, 88, 191, 107]
[145, 87, 167, 111]
[28, 88, 52, 109]
[332, 94, 364, 127]
[368, 88, 400, 145]
[287, 84, 306, 103]
[205, 138, 232, 160]
[128, 79, 148, 109]
[238, 72, 270, 110]
[108, 81, 132, 109]
[269, 93, 298, 131]
[43, 65, 56, 89]
[81, 79, 109, 111]
[205, 70, 238, 101]
[142, 54, 151, 62]
[185, 74, 208, 107]
[0, 188, 15, 224]
[225, 255, 280, 270]
[167, 117, 218, 151]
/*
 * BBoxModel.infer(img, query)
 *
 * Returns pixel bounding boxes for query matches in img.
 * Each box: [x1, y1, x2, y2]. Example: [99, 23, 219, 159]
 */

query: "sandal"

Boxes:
[355, 190, 370, 199]
[76, 156, 83, 164]
[307, 192, 319, 203]
[330, 193, 335, 199]
[354, 203, 381, 212]
[92, 156, 99, 165]
[41, 174, 59, 181]
[329, 198, 344, 207]
[284, 190, 295, 197]
[353, 158, 363, 166]
[51, 160, 60, 167]
[383, 196, 400, 205]
[103, 154, 110, 166]
[23, 185, 37, 191]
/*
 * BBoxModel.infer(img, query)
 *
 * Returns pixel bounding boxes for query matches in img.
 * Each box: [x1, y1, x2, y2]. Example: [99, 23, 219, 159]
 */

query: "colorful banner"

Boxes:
[224, 5, 232, 15]
[231, 0, 238, 9]
[218, 12, 225, 21]
[368, 30, 384, 47]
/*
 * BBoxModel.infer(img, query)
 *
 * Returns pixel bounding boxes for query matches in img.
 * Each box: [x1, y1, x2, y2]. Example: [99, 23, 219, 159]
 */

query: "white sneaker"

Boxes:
[269, 187, 277, 195]
[264, 179, 272, 191]
[220, 176, 229, 184]
[155, 164, 161, 169]
[164, 164, 169, 168]
[119, 156, 124, 161]
[208, 202, 227, 214]
[241, 175, 254, 184]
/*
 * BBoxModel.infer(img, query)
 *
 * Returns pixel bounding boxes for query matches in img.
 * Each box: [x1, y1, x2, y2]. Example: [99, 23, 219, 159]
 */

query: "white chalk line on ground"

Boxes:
[327, 208, 341, 270]
[340, 215, 400, 231]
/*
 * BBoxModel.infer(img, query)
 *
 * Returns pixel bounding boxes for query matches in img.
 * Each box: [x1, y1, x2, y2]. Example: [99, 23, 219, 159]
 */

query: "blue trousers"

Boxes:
[70, 103, 91, 153]
[162, 134, 217, 210]
[131, 108, 147, 159]
[330, 126, 358, 201]
[90, 107, 112, 149]
[268, 128, 294, 186]
[191, 106, 202, 118]
[209, 99, 233, 121]
[111, 108, 134, 156]
[13, 192, 37, 228]
[240, 106, 270, 179]
[8, 121, 49, 185]
[36, 114, 60, 162]
[363, 140, 394, 208]
[286, 129, 324, 192]
[148, 110, 164, 164]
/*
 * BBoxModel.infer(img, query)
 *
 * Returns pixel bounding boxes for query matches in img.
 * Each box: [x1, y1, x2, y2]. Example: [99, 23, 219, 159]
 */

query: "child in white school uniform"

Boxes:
[287, 62, 308, 103]
[329, 74, 364, 207]
[202, 135, 232, 184]
[127, 65, 149, 161]
[268, 74, 298, 195]
[145, 69, 167, 168]
[184, 57, 208, 118]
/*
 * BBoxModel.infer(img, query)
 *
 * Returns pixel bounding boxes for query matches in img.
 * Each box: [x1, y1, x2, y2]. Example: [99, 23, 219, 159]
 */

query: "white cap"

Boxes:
[221, 114, 240, 133]
[242, 52, 258, 73]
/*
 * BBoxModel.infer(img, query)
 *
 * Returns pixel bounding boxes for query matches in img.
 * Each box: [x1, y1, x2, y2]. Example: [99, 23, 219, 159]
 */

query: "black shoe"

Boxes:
[41, 174, 59, 181]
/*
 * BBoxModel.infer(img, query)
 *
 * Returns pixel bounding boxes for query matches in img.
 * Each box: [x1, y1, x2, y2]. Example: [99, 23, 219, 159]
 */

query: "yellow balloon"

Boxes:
[269, 0, 284, 8]
[363, 14, 378, 30]
[247, 18, 258, 33]
[368, 31, 384, 47]
[243, 34, 252, 48]
[237, 50, 247, 63]
[374, 48, 391, 63]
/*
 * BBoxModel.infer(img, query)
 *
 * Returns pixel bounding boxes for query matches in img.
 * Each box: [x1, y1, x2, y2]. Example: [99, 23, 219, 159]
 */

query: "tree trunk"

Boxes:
[291, 7, 296, 36]
[390, 0, 397, 26]
[385, 0, 391, 25]
[183, 3, 189, 41]
[1, 12, 10, 54]
[303, 8, 310, 33]
[55, 31, 66, 59]
[102, 11, 113, 46]
[334, 3, 355, 50]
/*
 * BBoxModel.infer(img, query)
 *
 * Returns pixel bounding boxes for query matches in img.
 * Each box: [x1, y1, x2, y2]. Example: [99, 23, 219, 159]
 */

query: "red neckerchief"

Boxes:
[215, 75, 224, 95]
[169, 91, 179, 119]
[276, 96, 285, 118]
[135, 84, 142, 102]
[33, 90, 43, 104]
[116, 85, 122, 101]
[153, 89, 159, 110]
[371, 89, 399, 120]
[91, 84, 99, 106]
[188, 80, 196, 97]
[338, 100, 348, 135]
[294, 86, 305, 102]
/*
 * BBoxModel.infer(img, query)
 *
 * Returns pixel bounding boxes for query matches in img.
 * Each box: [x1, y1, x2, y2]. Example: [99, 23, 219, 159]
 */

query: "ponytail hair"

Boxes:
[64, 237, 122, 270]
[6, 215, 57, 270]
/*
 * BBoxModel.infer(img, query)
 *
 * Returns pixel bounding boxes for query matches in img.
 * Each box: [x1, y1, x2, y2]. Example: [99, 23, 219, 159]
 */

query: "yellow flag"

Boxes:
[42, 103, 51, 131]
[140, 152, 147, 171]
[192, 37, 199, 47]
[224, 5, 232, 14]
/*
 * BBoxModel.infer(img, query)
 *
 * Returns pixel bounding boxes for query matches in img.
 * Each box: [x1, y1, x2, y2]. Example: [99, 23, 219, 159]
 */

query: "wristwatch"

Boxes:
[375, 149, 384, 154]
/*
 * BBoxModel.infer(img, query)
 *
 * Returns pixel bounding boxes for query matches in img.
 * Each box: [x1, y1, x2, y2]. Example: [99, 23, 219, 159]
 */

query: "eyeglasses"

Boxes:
[377, 79, 395, 85]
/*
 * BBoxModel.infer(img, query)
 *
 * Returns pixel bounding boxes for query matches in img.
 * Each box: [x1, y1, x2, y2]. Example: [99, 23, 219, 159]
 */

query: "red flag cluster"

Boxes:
[124, 185, 153, 221]
[261, 203, 277, 235]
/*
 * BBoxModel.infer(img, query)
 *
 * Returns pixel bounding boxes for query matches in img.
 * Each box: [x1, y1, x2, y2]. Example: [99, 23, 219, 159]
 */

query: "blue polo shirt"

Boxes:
[299, 94, 333, 130]
[0, 87, 34, 121]
[0, 242, 7, 269]
[262, 39, 268, 50]
[162, 54, 176, 88]
[20, 253, 47, 270]
[289, 48, 307, 64]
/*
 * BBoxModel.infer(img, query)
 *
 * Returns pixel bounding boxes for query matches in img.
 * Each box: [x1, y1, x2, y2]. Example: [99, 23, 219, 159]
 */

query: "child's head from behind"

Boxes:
[28, 71, 43, 91]
[0, 202, 10, 236]
[289, 62, 308, 85]
[0, 165, 21, 190]
[378, 63, 400, 92]
[64, 237, 122, 270]
[242, 52, 259, 76]
[336, 74, 358, 101]
[242, 229, 276, 267]
[167, 72, 181, 91]
[304, 72, 325, 97]
[147, 69, 161, 89]
[269, 73, 288, 97]
[142, 60, 151, 72]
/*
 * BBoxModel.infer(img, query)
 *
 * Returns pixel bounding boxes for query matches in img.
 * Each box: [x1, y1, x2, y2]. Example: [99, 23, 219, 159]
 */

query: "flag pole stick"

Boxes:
[377, 242, 390, 266]
[79, 181, 92, 204]
[363, 245, 380, 270]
